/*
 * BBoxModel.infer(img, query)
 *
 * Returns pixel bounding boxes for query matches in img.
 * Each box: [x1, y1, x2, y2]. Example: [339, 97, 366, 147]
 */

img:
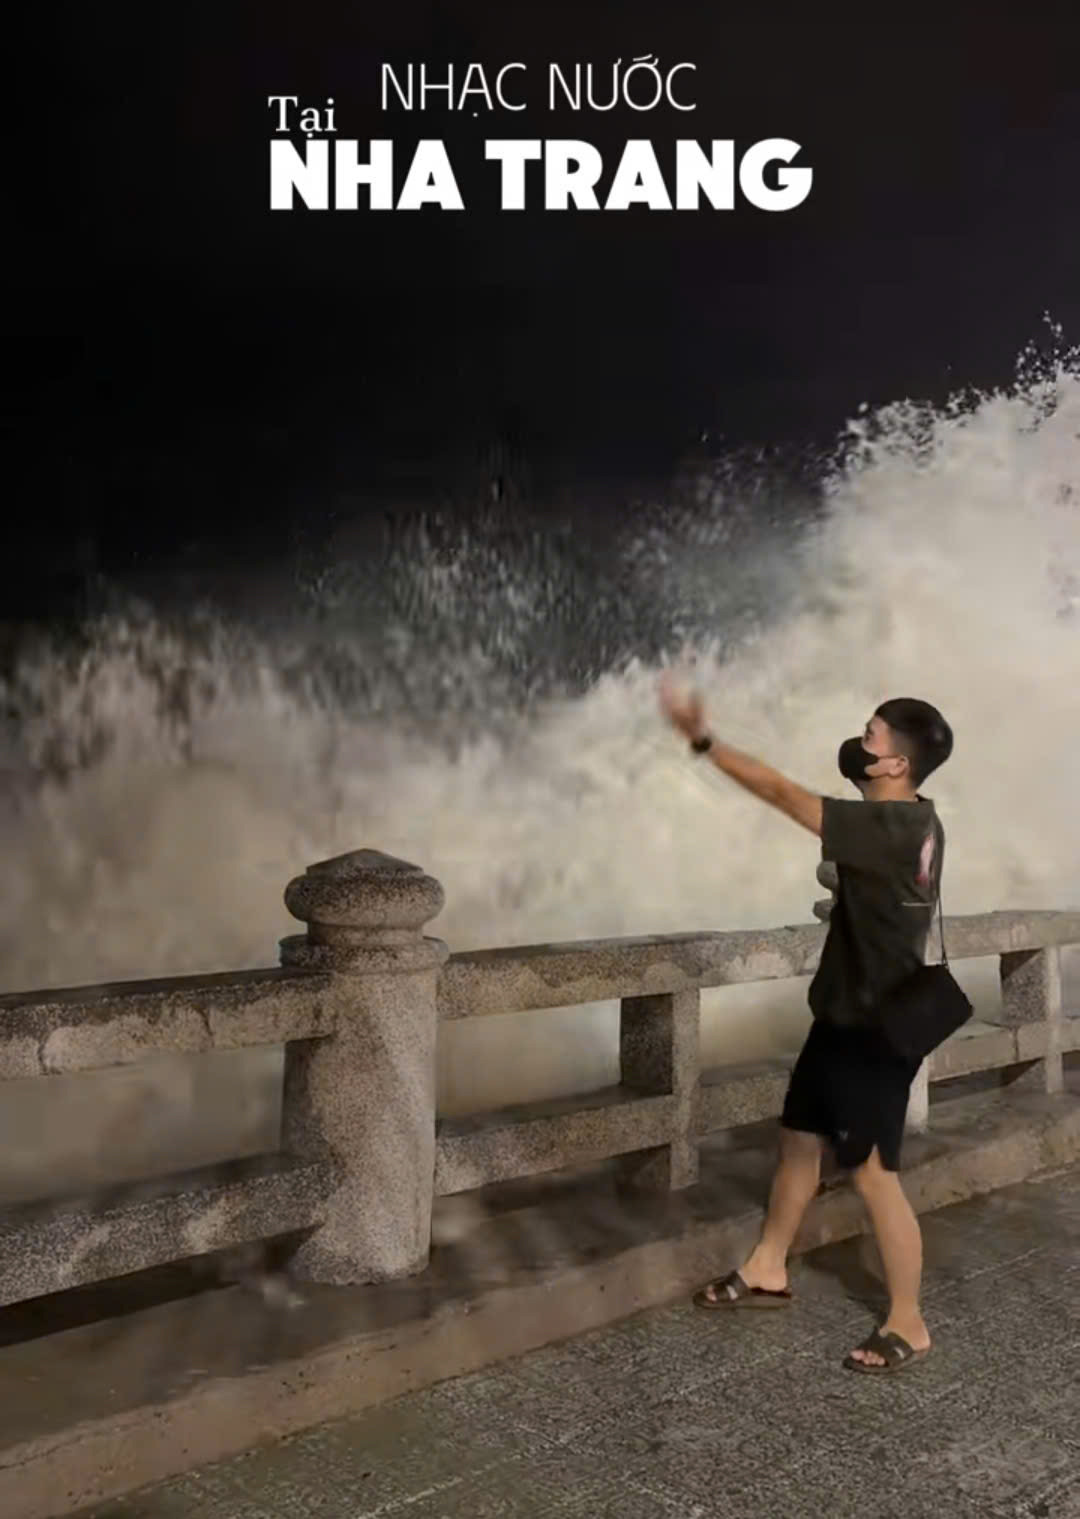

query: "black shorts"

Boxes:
[780, 1017, 920, 1172]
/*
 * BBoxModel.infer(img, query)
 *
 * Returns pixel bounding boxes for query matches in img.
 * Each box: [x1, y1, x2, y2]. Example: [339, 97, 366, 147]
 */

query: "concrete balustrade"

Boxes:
[0, 848, 1077, 1307]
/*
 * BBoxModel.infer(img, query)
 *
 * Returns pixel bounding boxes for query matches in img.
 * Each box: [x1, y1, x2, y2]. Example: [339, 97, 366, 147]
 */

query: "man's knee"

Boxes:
[779, 1127, 825, 1165]
[851, 1146, 897, 1196]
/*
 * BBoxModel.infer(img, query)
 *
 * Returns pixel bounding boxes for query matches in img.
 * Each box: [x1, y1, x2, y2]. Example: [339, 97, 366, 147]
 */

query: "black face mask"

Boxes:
[838, 736, 887, 784]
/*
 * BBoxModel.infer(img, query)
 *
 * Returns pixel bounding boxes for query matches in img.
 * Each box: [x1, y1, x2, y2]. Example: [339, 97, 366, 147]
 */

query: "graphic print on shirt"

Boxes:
[915, 829, 937, 891]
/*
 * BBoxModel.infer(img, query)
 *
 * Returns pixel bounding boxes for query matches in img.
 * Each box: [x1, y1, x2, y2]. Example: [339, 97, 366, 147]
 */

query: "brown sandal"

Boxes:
[843, 1328, 930, 1373]
[693, 1270, 793, 1310]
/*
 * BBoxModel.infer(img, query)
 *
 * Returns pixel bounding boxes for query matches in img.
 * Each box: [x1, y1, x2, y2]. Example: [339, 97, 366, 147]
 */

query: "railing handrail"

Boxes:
[0, 965, 310, 1012]
[0, 965, 334, 1080]
[2, 911, 1077, 1058]
[439, 910, 1080, 1019]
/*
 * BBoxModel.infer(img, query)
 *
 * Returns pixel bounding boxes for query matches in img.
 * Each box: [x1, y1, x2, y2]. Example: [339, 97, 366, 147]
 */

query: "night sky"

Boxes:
[9, 3, 1080, 603]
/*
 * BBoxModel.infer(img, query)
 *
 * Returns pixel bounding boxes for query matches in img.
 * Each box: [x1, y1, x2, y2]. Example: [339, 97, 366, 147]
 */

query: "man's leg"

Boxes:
[701, 1127, 824, 1301]
[848, 1147, 931, 1363]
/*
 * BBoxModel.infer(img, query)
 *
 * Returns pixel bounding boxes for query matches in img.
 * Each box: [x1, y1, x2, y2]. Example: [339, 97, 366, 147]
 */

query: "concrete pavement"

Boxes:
[78, 1162, 1080, 1519]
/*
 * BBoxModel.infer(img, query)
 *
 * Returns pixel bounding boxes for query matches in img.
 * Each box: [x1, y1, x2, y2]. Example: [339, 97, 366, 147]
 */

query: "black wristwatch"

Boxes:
[690, 733, 713, 754]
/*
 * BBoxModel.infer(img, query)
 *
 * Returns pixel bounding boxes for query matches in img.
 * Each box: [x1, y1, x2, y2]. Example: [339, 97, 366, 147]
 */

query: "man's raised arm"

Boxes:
[659, 675, 823, 838]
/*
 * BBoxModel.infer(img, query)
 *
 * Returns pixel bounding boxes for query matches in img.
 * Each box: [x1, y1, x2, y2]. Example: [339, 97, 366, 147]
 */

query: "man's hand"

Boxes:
[658, 672, 823, 838]
[659, 672, 708, 743]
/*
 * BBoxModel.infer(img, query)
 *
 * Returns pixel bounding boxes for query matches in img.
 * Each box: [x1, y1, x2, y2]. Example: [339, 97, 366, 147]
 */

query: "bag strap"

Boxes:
[935, 817, 949, 967]
[937, 889, 949, 968]
[926, 811, 949, 967]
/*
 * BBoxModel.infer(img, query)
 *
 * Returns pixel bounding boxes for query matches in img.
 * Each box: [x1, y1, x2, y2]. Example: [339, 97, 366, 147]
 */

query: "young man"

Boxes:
[659, 676, 953, 1373]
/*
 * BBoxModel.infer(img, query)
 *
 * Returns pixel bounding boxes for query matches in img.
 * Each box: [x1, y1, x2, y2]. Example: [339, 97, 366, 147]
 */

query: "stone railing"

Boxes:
[0, 848, 1077, 1308]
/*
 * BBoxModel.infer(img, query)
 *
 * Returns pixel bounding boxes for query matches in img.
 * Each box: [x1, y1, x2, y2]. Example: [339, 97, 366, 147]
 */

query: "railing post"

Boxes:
[999, 946, 1064, 1095]
[279, 850, 448, 1283]
[813, 859, 838, 924]
[905, 890, 935, 1135]
[906, 1062, 930, 1133]
[617, 989, 700, 1189]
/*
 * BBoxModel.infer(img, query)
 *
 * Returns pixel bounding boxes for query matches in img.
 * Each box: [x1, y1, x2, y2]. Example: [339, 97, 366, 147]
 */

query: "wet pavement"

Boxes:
[82, 1164, 1080, 1519]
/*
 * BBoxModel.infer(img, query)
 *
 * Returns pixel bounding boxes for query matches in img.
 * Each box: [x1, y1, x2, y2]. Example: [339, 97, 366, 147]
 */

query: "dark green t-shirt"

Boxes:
[808, 795, 945, 1030]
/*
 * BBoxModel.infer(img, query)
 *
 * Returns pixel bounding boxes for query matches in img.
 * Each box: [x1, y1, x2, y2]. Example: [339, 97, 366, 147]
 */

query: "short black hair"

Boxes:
[875, 698, 953, 787]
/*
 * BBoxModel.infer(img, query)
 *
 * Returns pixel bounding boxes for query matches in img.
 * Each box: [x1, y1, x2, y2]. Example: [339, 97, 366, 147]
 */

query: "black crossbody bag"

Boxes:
[876, 892, 973, 1064]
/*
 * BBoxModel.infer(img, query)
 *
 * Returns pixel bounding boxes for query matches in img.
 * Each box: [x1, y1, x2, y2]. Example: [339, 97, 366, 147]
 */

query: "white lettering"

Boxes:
[605, 140, 671, 210]
[675, 140, 735, 210]
[739, 138, 813, 211]
[544, 141, 604, 210]
[269, 139, 329, 210]
[334, 140, 395, 210]
[486, 140, 542, 210]
[396, 140, 463, 210]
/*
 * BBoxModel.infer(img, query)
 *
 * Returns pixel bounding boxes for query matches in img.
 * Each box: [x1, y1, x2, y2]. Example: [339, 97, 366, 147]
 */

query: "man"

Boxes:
[659, 676, 953, 1373]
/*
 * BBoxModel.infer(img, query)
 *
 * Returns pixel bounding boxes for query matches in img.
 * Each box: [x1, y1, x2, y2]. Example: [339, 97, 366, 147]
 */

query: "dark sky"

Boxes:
[8, 3, 1080, 587]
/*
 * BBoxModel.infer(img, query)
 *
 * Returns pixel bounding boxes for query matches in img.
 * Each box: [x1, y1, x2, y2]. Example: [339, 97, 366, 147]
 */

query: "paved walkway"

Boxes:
[83, 1166, 1080, 1519]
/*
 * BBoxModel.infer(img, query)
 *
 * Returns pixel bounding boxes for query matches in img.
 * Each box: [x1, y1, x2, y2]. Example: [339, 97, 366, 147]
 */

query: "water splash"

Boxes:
[3, 350, 1079, 969]
[1, 344, 1078, 1196]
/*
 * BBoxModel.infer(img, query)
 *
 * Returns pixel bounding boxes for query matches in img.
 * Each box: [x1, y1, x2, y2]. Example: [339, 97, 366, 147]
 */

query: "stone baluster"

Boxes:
[905, 892, 943, 1135]
[617, 990, 701, 1189]
[279, 850, 448, 1284]
[999, 946, 1064, 1094]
